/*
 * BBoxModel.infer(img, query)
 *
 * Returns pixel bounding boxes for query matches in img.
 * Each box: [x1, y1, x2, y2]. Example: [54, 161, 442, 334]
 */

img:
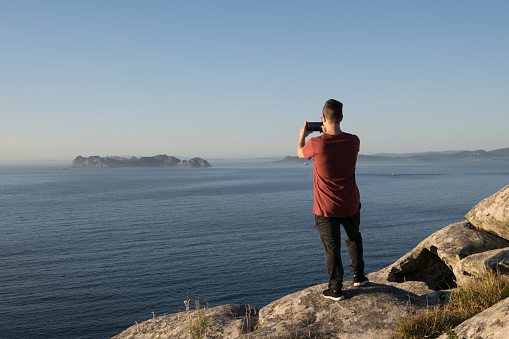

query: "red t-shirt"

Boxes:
[302, 132, 361, 217]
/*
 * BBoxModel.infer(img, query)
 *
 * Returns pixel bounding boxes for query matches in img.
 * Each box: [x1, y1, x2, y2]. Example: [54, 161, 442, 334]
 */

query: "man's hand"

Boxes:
[300, 122, 313, 139]
[298, 122, 312, 159]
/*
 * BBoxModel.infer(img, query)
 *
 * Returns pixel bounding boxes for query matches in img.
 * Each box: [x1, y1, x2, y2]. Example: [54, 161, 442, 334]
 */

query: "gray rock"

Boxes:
[371, 221, 509, 290]
[466, 185, 509, 240]
[437, 297, 509, 339]
[112, 304, 257, 339]
[453, 247, 509, 286]
[251, 281, 448, 338]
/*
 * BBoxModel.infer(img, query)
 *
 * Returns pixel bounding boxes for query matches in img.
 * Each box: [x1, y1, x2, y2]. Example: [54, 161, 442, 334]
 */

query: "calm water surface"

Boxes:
[1, 161, 508, 338]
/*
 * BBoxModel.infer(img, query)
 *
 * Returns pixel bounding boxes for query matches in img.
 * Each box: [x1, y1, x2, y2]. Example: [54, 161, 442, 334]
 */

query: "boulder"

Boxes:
[370, 221, 509, 290]
[252, 281, 447, 338]
[112, 304, 257, 339]
[466, 185, 509, 240]
[437, 297, 509, 339]
[452, 247, 509, 286]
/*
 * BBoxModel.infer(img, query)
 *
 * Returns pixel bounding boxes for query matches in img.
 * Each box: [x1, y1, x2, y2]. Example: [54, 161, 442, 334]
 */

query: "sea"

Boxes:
[1, 161, 508, 339]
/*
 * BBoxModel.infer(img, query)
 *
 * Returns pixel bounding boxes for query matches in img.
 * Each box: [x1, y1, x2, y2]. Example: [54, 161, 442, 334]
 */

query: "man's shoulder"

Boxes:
[342, 132, 359, 139]
[311, 132, 359, 142]
[341, 132, 360, 144]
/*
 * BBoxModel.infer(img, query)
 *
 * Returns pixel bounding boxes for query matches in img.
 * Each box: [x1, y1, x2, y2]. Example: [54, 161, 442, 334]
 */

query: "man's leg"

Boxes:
[315, 215, 343, 291]
[340, 212, 365, 277]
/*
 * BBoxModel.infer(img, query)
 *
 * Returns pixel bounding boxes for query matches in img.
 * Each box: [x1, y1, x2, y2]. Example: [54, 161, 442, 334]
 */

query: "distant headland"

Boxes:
[273, 147, 509, 164]
[71, 155, 212, 168]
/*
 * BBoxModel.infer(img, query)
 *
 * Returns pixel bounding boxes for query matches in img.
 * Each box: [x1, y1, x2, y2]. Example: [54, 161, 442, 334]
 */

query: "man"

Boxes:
[298, 99, 368, 301]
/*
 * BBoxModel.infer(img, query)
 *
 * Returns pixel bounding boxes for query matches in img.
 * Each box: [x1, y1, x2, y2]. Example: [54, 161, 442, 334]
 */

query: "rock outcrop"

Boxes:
[252, 281, 447, 339]
[369, 221, 509, 291]
[466, 184, 509, 240]
[71, 155, 211, 168]
[112, 304, 256, 339]
[113, 185, 509, 338]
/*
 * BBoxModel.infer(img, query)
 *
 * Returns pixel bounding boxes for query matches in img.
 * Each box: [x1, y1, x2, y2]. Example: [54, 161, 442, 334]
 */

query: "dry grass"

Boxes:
[183, 297, 209, 339]
[392, 270, 509, 339]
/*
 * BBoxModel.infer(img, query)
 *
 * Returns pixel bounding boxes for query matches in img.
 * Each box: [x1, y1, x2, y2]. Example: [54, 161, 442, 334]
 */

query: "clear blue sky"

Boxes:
[1, 1, 508, 162]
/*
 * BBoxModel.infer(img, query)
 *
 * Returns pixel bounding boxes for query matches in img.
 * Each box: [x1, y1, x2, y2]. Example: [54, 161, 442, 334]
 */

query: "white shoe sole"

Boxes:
[323, 294, 345, 301]
[354, 280, 369, 287]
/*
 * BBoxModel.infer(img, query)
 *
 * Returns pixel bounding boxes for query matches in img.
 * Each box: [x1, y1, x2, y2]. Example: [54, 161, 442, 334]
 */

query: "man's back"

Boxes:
[303, 132, 360, 217]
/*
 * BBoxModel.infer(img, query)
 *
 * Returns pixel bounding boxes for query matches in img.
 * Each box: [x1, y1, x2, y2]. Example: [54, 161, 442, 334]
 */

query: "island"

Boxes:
[70, 155, 212, 168]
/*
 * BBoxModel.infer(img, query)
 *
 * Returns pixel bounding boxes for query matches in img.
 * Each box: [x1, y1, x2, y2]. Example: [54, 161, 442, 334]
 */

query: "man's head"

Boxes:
[322, 99, 343, 123]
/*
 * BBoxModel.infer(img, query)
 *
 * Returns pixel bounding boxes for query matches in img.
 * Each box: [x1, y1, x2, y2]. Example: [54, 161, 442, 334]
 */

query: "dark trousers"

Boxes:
[315, 212, 364, 290]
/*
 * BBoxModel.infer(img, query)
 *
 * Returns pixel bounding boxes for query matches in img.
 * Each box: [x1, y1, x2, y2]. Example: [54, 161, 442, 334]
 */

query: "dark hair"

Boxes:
[322, 99, 343, 122]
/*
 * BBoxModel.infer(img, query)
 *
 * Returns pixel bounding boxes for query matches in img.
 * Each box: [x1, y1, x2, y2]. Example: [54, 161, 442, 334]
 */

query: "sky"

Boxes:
[1, 1, 508, 162]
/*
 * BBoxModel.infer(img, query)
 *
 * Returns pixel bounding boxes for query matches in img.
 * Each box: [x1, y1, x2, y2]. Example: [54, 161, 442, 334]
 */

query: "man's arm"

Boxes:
[298, 122, 312, 159]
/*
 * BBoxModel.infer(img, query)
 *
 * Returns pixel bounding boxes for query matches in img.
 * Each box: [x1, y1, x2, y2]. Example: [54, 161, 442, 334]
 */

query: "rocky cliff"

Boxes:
[113, 185, 509, 339]
[70, 155, 212, 168]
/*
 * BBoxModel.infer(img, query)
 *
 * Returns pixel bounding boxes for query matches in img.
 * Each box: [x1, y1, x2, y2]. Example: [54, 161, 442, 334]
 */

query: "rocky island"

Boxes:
[70, 155, 211, 168]
[113, 185, 509, 338]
